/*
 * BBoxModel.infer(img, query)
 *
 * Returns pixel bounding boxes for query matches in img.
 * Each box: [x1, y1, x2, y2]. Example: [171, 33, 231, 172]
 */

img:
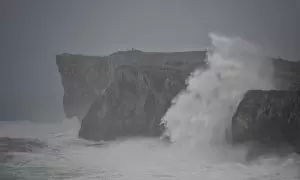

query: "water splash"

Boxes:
[161, 33, 275, 148]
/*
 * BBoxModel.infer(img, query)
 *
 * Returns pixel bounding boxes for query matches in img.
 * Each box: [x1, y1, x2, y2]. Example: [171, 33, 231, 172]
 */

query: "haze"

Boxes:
[1, 0, 299, 122]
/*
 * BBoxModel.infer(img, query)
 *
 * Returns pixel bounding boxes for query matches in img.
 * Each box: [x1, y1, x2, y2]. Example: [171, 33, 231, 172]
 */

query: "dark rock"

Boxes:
[56, 51, 300, 142]
[231, 90, 300, 160]
[57, 51, 206, 141]
[0, 137, 47, 153]
[78, 65, 194, 141]
[56, 51, 206, 121]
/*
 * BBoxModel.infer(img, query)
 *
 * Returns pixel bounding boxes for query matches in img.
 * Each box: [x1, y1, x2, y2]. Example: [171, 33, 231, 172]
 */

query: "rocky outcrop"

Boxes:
[56, 50, 300, 142]
[56, 51, 205, 121]
[56, 54, 113, 120]
[0, 137, 48, 164]
[231, 90, 300, 159]
[0, 137, 47, 153]
[228, 59, 300, 160]
[78, 65, 194, 141]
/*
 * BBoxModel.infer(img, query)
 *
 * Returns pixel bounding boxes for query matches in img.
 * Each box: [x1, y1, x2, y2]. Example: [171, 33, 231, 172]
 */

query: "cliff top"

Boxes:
[57, 50, 207, 58]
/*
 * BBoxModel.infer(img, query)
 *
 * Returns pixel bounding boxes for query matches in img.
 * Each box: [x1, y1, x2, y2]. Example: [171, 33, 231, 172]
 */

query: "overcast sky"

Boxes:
[1, 0, 299, 121]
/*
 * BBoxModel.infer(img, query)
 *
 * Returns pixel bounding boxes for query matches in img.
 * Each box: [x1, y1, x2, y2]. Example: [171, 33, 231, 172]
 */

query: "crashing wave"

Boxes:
[161, 32, 274, 147]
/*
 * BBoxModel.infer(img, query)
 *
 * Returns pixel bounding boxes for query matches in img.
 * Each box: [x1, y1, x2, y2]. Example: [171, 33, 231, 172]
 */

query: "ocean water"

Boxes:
[0, 119, 299, 180]
[1, 33, 299, 179]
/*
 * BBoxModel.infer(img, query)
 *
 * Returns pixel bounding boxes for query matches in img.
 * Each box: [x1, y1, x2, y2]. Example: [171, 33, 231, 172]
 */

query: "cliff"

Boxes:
[79, 65, 194, 140]
[231, 90, 300, 160]
[56, 50, 300, 143]
[228, 59, 300, 159]
[57, 50, 206, 140]
[56, 50, 206, 121]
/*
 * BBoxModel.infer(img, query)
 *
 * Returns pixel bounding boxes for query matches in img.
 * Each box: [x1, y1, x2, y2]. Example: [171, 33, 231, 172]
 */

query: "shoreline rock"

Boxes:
[231, 90, 300, 160]
[56, 51, 206, 121]
[56, 51, 300, 143]
[78, 65, 196, 141]
[0, 137, 47, 154]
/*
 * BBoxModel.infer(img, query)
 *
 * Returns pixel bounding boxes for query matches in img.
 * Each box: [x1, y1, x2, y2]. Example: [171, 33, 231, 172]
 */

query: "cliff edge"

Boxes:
[56, 51, 300, 144]
[56, 50, 206, 140]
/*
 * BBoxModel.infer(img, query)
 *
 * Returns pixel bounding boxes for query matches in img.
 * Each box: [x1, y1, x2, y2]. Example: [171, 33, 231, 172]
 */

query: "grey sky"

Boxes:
[1, 0, 299, 121]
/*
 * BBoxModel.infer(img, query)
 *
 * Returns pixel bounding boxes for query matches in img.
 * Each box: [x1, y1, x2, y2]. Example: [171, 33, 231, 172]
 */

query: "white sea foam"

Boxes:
[1, 33, 299, 180]
[161, 33, 274, 150]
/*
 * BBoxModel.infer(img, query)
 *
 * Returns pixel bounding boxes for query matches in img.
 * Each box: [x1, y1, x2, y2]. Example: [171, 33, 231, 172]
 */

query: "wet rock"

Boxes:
[56, 51, 300, 142]
[231, 90, 300, 160]
[56, 51, 206, 121]
[0, 137, 47, 153]
[78, 65, 193, 141]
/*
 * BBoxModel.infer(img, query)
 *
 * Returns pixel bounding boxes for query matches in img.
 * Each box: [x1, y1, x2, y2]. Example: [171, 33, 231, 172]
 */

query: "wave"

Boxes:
[1, 33, 299, 179]
[161, 32, 275, 151]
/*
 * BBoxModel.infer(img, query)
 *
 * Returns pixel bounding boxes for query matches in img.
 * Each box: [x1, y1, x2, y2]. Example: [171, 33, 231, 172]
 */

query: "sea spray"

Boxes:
[161, 33, 275, 150]
[1, 35, 299, 179]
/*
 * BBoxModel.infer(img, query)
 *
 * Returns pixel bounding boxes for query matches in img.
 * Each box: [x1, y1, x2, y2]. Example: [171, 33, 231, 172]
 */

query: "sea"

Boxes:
[0, 119, 299, 180]
[1, 33, 299, 180]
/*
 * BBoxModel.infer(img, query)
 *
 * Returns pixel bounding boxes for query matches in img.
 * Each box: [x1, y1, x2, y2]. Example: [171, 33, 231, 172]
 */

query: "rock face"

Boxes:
[57, 50, 300, 142]
[229, 59, 300, 159]
[57, 50, 206, 140]
[56, 51, 205, 121]
[79, 65, 192, 141]
[231, 90, 300, 159]
[56, 54, 113, 120]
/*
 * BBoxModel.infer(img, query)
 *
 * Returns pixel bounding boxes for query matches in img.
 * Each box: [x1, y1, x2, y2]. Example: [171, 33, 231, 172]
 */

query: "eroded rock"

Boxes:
[78, 65, 192, 141]
[56, 51, 206, 121]
[231, 90, 300, 160]
[0, 137, 47, 153]
[56, 51, 300, 143]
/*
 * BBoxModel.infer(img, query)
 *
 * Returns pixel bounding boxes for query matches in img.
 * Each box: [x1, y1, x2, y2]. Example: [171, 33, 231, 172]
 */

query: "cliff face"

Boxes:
[56, 54, 112, 120]
[56, 51, 206, 140]
[79, 65, 193, 141]
[56, 51, 206, 121]
[229, 59, 300, 159]
[231, 90, 300, 159]
[57, 51, 300, 143]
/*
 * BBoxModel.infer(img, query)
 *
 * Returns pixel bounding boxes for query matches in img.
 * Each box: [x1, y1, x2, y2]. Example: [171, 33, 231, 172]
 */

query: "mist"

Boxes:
[1, 0, 299, 122]
[161, 33, 275, 161]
